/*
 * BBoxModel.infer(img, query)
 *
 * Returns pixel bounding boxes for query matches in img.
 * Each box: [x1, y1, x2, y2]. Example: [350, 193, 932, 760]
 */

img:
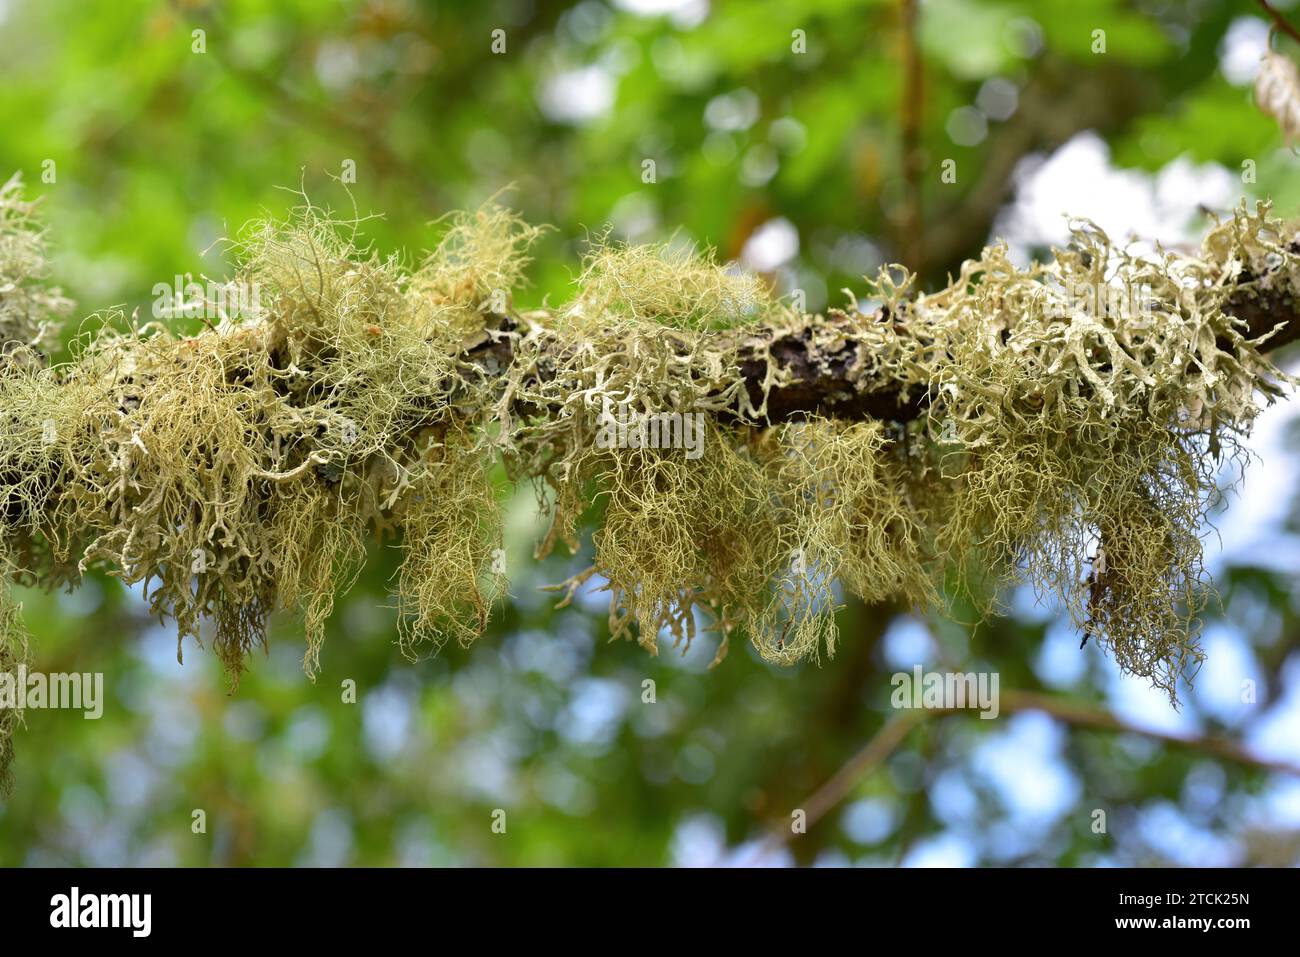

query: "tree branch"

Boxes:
[471, 256, 1300, 429]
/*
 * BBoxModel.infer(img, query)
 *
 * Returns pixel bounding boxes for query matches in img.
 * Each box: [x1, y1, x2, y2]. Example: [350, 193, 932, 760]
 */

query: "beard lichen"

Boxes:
[569, 234, 775, 331]
[0, 173, 72, 360]
[393, 423, 503, 661]
[912, 208, 1293, 698]
[0, 173, 1296, 792]
[0, 193, 531, 707]
[0, 578, 26, 795]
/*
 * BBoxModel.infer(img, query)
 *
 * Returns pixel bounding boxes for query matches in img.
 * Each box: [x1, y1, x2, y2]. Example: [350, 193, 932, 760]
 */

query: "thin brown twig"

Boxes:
[747, 688, 1300, 864]
[738, 709, 929, 865]
[1258, 0, 1300, 47]
[898, 0, 925, 279]
[997, 690, 1300, 776]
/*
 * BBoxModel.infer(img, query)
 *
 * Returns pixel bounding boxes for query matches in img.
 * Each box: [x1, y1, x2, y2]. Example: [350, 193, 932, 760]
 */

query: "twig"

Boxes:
[998, 690, 1300, 777]
[742, 708, 932, 864]
[1258, 0, 1300, 47]
[749, 688, 1300, 864]
[898, 0, 925, 277]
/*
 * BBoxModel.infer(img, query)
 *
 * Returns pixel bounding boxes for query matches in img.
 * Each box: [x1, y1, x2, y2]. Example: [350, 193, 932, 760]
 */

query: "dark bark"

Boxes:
[469, 278, 1300, 427]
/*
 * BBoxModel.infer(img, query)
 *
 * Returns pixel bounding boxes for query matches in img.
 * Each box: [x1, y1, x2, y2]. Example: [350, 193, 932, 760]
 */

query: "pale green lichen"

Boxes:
[914, 206, 1295, 699]
[0, 179, 1295, 747]
[0, 572, 26, 795]
[0, 173, 71, 356]
[568, 234, 779, 331]
[0, 194, 535, 694]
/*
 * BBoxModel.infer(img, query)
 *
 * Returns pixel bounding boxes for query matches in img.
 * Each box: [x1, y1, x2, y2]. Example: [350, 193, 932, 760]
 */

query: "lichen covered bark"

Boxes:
[0, 174, 1296, 793]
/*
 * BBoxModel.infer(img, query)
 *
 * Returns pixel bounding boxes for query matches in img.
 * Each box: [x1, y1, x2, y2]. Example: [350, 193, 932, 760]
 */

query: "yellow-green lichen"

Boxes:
[0, 180, 1295, 721]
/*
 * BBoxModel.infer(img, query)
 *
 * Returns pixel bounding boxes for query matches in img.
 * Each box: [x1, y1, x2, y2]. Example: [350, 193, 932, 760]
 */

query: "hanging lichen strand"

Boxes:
[1, 177, 1297, 786]
[1, 175, 72, 792]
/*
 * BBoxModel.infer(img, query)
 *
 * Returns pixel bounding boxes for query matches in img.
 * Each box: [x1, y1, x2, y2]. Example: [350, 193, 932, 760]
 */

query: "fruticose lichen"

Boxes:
[0, 584, 25, 795]
[1, 173, 1297, 796]
[0, 173, 71, 359]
